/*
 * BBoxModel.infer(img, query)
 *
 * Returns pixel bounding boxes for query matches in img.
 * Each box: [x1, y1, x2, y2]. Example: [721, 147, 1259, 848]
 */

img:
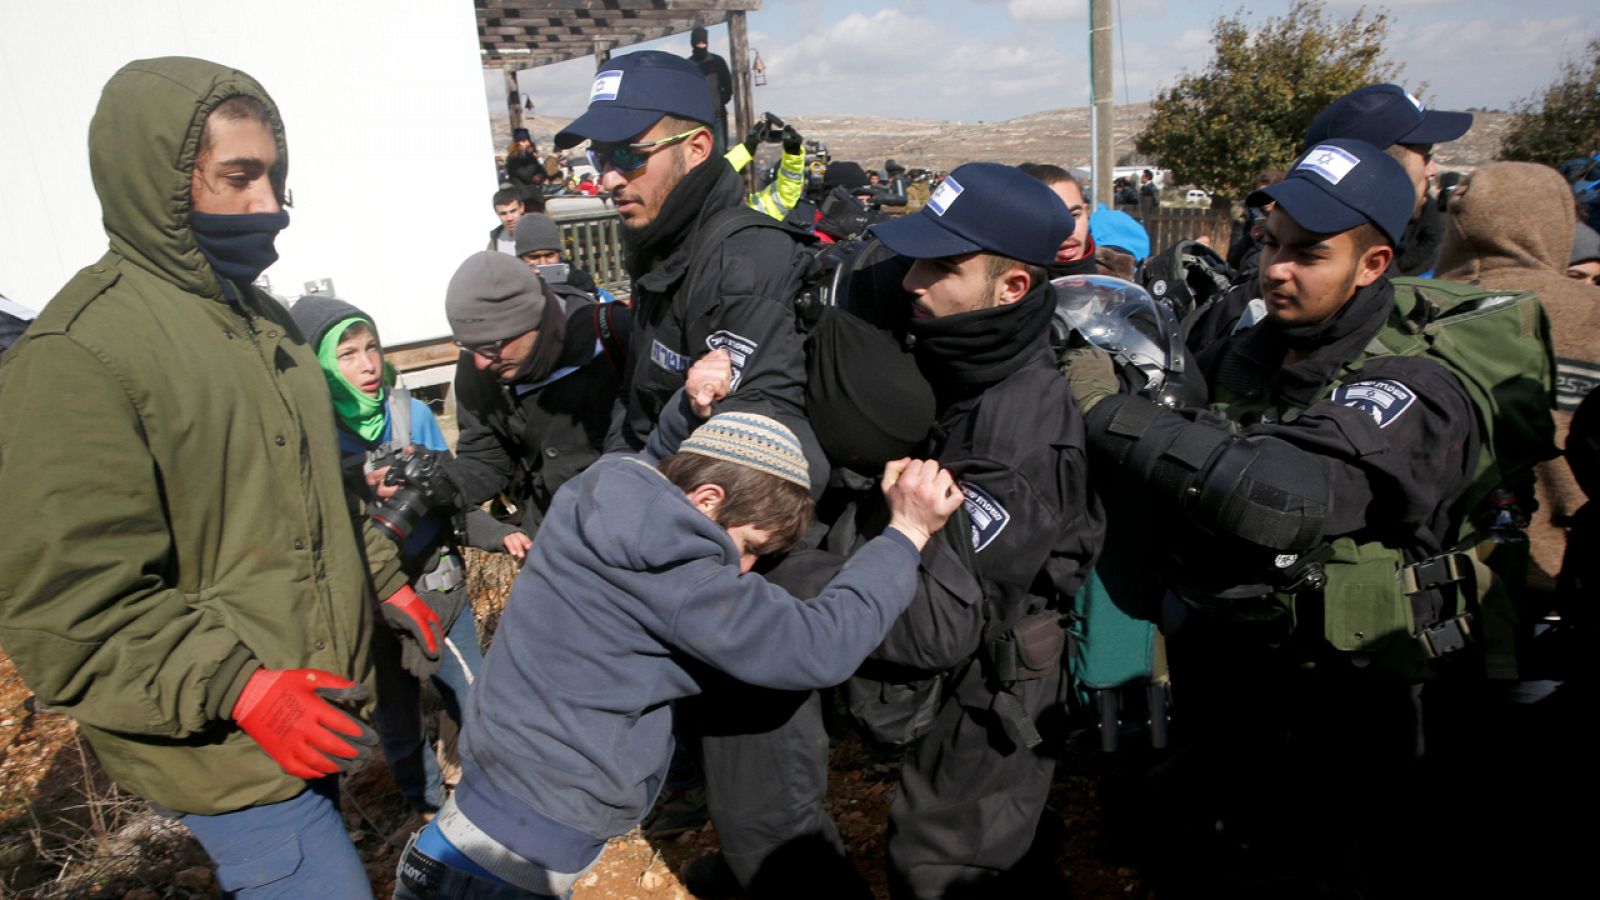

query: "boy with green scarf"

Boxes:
[292, 293, 520, 818]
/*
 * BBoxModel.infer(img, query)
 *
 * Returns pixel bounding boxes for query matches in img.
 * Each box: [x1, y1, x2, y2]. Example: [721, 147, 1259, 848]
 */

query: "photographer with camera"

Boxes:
[291, 294, 510, 821]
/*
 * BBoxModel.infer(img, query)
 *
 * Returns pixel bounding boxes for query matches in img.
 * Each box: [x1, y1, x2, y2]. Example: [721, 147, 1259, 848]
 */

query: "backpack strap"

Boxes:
[676, 205, 812, 323]
[386, 386, 413, 455]
[593, 302, 629, 375]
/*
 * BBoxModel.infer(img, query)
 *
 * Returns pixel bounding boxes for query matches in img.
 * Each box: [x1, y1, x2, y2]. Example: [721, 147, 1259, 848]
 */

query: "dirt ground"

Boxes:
[0, 550, 1152, 899]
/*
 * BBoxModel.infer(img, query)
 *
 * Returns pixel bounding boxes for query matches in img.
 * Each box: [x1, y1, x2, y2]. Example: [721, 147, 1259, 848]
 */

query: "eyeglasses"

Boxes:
[586, 126, 705, 175]
[453, 333, 522, 360]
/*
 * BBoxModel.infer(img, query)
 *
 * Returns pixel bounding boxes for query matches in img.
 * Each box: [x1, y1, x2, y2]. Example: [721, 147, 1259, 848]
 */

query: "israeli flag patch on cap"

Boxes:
[927, 176, 964, 216]
[1298, 144, 1361, 186]
[1333, 379, 1415, 428]
[959, 482, 1010, 552]
[591, 71, 623, 102]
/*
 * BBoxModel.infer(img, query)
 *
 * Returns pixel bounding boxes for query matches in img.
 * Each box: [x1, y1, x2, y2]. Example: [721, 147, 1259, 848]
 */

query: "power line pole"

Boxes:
[1089, 0, 1114, 211]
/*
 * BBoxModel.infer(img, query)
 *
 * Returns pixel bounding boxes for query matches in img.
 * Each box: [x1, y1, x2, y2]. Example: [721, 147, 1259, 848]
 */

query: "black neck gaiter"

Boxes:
[1045, 235, 1098, 279]
[907, 281, 1055, 402]
[191, 210, 290, 287]
[621, 156, 729, 279]
[1264, 277, 1393, 353]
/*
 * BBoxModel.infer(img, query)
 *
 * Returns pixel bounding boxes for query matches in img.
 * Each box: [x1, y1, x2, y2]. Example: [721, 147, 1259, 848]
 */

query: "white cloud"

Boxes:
[1388, 14, 1598, 110]
[1169, 27, 1212, 53]
[1006, 0, 1087, 24]
[752, 8, 1086, 119]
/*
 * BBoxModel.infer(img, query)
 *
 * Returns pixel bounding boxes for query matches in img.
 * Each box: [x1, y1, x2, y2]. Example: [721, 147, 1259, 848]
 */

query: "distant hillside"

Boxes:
[495, 103, 1512, 184]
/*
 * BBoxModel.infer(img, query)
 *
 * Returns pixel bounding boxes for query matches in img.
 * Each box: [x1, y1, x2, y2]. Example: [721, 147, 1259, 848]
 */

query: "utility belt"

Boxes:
[1186, 537, 1509, 677]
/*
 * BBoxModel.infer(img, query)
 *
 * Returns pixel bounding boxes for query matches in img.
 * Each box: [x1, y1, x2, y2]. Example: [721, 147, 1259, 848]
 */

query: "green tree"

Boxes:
[1498, 40, 1600, 167]
[1135, 0, 1400, 201]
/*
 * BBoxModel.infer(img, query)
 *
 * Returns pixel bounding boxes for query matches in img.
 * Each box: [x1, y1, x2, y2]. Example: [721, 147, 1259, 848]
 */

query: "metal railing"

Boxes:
[551, 208, 630, 296]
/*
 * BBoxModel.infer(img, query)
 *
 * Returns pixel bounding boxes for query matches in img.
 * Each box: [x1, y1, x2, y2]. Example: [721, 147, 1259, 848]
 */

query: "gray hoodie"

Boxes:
[457, 397, 920, 869]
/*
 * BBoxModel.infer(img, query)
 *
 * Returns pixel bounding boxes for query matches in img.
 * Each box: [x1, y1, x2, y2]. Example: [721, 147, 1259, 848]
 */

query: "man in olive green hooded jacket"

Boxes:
[0, 58, 426, 896]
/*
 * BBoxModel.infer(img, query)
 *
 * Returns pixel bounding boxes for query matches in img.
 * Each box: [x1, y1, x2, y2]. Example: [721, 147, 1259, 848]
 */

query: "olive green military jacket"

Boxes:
[0, 58, 404, 815]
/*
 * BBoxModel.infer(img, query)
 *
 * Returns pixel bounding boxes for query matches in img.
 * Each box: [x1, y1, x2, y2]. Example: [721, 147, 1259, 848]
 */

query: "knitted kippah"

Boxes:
[679, 413, 811, 489]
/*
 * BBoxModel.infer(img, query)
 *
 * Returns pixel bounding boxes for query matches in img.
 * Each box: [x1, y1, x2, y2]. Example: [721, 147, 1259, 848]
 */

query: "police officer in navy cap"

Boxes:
[848, 163, 1105, 898]
[1190, 86, 1475, 346]
[1305, 83, 1472, 273]
[1067, 139, 1489, 892]
[553, 48, 848, 897]
[551, 50, 822, 487]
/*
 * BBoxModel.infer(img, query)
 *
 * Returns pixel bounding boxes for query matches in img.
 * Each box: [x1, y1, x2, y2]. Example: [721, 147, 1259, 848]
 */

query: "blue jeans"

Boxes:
[179, 778, 370, 898]
[374, 598, 485, 813]
[393, 813, 596, 900]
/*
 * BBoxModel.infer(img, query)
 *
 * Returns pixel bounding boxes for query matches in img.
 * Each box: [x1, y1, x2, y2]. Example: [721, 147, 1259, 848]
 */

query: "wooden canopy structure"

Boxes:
[478, 0, 762, 142]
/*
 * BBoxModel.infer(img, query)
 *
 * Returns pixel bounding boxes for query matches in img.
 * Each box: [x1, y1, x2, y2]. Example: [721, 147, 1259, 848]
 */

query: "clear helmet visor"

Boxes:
[1051, 274, 1186, 393]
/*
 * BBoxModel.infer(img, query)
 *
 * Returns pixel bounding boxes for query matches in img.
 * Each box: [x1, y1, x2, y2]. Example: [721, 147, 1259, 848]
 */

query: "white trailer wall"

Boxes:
[0, 0, 494, 344]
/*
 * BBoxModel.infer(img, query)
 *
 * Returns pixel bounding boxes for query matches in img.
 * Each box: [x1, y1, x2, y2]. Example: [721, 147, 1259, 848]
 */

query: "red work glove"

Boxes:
[232, 668, 378, 780]
[380, 584, 443, 679]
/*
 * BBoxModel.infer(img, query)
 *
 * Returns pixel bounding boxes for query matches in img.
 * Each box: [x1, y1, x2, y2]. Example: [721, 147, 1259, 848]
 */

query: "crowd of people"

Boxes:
[0, 42, 1596, 900]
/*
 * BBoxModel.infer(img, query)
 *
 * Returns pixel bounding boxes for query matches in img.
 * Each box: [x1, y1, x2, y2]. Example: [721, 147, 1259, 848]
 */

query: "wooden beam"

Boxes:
[480, 10, 737, 26]
[728, 9, 754, 191]
[480, 1, 760, 11]
[478, 1, 763, 69]
[504, 68, 523, 131]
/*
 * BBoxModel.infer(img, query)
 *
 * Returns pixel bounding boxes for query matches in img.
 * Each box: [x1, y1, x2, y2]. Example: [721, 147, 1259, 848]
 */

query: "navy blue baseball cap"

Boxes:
[1302, 83, 1472, 151]
[869, 163, 1072, 266]
[554, 51, 714, 149]
[1249, 139, 1414, 248]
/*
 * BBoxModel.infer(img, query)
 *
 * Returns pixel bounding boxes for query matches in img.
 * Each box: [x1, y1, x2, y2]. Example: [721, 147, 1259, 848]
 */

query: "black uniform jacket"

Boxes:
[1199, 280, 1480, 564]
[873, 313, 1105, 676]
[449, 298, 628, 536]
[607, 165, 822, 486]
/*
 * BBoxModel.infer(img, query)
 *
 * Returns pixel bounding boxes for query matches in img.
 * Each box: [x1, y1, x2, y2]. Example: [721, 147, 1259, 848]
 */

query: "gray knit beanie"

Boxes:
[446, 251, 547, 345]
[1572, 223, 1600, 267]
[679, 413, 811, 489]
[514, 214, 563, 258]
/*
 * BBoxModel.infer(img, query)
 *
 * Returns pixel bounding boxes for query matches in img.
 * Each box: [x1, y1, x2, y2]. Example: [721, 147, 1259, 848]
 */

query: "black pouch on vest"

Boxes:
[994, 610, 1068, 682]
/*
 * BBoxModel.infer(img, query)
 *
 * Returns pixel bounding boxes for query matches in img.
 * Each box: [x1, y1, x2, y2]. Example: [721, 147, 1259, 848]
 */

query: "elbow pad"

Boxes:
[1086, 395, 1328, 551]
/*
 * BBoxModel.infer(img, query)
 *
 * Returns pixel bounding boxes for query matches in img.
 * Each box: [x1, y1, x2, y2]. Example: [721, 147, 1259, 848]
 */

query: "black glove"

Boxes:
[782, 125, 803, 155]
[743, 121, 768, 153]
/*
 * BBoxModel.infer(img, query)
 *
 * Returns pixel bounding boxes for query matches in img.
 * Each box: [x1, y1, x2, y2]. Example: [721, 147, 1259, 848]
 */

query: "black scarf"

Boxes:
[621, 156, 736, 280]
[1254, 277, 1394, 407]
[1264, 276, 1393, 353]
[907, 280, 1055, 403]
[1045, 235, 1098, 279]
[191, 210, 290, 287]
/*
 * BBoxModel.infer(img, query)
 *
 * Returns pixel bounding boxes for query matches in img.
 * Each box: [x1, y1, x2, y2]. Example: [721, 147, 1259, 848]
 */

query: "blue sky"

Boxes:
[489, 0, 1596, 124]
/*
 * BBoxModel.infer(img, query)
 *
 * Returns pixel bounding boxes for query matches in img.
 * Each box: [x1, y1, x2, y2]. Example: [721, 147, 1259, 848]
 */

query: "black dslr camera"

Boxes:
[368, 447, 460, 543]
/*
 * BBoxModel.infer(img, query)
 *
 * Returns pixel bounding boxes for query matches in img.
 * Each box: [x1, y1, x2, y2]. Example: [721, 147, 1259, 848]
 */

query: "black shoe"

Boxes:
[641, 786, 708, 838]
[682, 851, 743, 899]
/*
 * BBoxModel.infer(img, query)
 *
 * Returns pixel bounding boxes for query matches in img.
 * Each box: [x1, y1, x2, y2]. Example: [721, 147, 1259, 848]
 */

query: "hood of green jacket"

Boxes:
[89, 57, 289, 298]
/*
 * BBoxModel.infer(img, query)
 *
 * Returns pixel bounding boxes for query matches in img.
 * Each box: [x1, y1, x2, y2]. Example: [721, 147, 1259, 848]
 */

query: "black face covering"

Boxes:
[191, 210, 290, 287]
[1264, 276, 1393, 353]
[1044, 235, 1098, 279]
[907, 280, 1055, 402]
[620, 155, 731, 279]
